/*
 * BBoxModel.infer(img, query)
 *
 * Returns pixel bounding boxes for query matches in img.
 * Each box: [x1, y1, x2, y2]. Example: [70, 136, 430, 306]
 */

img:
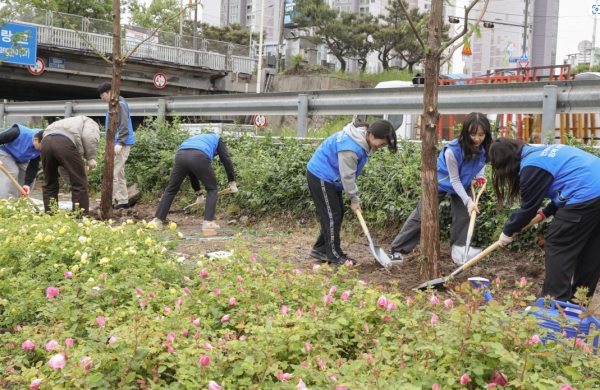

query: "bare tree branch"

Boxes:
[50, 4, 113, 65]
[396, 0, 425, 51]
[123, 2, 198, 61]
[439, 0, 490, 66]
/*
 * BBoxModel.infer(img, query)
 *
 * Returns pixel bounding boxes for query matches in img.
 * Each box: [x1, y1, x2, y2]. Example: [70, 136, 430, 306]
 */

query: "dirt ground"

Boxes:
[115, 200, 600, 313]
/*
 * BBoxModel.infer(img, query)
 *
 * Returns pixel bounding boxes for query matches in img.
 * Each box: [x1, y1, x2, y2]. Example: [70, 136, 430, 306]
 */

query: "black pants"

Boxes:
[41, 135, 89, 214]
[542, 195, 600, 302]
[155, 149, 218, 221]
[307, 171, 345, 261]
[390, 189, 471, 255]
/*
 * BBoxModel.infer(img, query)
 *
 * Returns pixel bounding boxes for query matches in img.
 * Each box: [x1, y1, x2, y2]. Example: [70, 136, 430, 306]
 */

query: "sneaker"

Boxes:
[390, 252, 404, 263]
[202, 221, 221, 230]
[329, 256, 355, 267]
[113, 203, 129, 210]
[309, 249, 328, 262]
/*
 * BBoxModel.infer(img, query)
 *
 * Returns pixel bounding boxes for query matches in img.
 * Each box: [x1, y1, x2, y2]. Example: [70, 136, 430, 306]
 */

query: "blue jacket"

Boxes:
[0, 125, 41, 163]
[521, 144, 600, 207]
[437, 139, 486, 194]
[105, 99, 135, 146]
[179, 134, 220, 160]
[307, 130, 368, 192]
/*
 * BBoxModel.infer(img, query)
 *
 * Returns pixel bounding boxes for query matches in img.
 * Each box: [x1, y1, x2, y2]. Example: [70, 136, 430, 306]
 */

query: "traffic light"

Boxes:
[448, 17, 460, 24]
[483, 22, 495, 28]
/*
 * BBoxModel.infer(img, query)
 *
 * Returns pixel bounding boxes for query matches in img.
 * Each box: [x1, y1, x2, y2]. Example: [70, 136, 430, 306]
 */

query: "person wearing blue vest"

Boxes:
[307, 119, 397, 266]
[490, 138, 600, 302]
[0, 124, 43, 200]
[97, 82, 135, 210]
[150, 133, 237, 234]
[390, 112, 492, 264]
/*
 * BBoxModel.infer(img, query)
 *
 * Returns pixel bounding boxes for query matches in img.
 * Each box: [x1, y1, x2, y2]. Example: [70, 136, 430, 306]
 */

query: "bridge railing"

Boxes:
[9, 7, 257, 74]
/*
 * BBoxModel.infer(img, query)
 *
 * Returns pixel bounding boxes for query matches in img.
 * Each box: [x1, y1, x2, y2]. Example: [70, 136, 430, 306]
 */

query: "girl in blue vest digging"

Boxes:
[390, 112, 492, 264]
[307, 119, 397, 266]
[150, 133, 237, 235]
[490, 138, 600, 302]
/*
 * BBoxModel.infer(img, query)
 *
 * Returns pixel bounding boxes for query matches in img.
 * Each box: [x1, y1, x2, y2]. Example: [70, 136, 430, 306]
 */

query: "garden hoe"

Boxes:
[356, 209, 400, 268]
[170, 188, 232, 214]
[417, 213, 543, 290]
[461, 180, 487, 263]
[0, 163, 41, 212]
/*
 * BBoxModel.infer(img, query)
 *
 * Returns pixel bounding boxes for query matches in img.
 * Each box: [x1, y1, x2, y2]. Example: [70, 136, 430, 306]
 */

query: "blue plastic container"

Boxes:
[468, 277, 494, 302]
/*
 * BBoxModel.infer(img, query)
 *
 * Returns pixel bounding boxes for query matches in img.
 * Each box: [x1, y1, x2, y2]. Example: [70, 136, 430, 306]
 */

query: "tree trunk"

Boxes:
[100, 0, 123, 220]
[419, 0, 444, 279]
[360, 60, 367, 72]
[408, 61, 415, 73]
[336, 55, 346, 73]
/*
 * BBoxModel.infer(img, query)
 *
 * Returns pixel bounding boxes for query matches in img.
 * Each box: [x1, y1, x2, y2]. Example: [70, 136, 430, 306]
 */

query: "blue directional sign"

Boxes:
[509, 58, 518, 63]
[0, 23, 37, 66]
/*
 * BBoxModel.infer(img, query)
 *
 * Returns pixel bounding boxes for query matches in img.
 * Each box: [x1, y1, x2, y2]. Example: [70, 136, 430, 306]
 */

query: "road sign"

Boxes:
[509, 57, 519, 63]
[253, 115, 267, 128]
[0, 23, 37, 66]
[590, 2, 600, 18]
[27, 57, 44, 75]
[518, 53, 529, 68]
[153, 73, 167, 88]
[49, 57, 65, 69]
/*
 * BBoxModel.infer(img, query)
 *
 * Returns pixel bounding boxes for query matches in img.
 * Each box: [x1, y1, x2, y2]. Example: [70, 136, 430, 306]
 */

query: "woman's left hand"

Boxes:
[351, 202, 362, 213]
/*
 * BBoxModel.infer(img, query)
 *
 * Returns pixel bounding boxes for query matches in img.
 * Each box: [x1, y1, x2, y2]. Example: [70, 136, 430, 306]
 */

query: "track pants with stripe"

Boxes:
[307, 171, 345, 261]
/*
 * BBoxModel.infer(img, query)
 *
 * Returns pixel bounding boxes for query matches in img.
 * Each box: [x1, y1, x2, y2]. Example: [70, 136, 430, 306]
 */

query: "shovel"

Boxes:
[417, 213, 543, 290]
[169, 188, 232, 214]
[356, 209, 401, 268]
[0, 163, 41, 212]
[462, 180, 487, 262]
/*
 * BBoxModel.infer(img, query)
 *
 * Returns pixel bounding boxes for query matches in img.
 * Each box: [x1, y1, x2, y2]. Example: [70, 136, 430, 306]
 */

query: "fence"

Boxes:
[8, 7, 256, 74]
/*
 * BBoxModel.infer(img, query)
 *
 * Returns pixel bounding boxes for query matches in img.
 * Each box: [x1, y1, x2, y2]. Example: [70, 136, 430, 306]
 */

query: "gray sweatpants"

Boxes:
[0, 150, 34, 200]
[391, 188, 471, 255]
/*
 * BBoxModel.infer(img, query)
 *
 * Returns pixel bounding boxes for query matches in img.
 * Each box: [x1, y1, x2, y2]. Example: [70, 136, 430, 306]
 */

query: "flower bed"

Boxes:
[0, 201, 598, 389]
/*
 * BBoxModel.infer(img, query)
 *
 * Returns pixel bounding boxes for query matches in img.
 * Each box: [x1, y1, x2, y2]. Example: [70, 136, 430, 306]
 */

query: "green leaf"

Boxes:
[134, 349, 149, 360]
[158, 365, 167, 373]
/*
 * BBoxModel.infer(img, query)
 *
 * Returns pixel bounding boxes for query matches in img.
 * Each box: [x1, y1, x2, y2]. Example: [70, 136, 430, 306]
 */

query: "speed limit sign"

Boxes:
[27, 57, 45, 75]
[153, 73, 167, 88]
[253, 115, 267, 128]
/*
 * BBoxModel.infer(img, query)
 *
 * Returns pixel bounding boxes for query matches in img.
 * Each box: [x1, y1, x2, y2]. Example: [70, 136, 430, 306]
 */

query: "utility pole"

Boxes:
[256, 0, 266, 93]
[193, 0, 198, 51]
[522, 0, 529, 55]
[276, 0, 286, 72]
[592, 16, 598, 68]
[179, 0, 183, 35]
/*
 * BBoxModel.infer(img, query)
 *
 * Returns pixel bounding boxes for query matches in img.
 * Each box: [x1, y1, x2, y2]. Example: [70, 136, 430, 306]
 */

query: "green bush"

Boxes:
[0, 202, 598, 389]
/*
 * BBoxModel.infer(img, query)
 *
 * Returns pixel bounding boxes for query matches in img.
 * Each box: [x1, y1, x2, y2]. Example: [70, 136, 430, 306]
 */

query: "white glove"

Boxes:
[114, 144, 122, 155]
[21, 185, 30, 196]
[498, 232, 514, 248]
[466, 199, 479, 215]
[230, 181, 238, 193]
[87, 159, 98, 169]
[194, 194, 205, 205]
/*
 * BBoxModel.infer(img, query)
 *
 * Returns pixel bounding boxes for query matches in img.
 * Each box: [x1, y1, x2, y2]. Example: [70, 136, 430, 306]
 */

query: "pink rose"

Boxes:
[49, 353, 67, 370]
[221, 315, 229, 322]
[430, 295, 440, 305]
[148, 292, 155, 298]
[199, 269, 208, 278]
[139, 299, 147, 309]
[208, 381, 222, 390]
[101, 273, 106, 281]
[489, 371, 508, 386]
[64, 271, 72, 278]
[281, 305, 289, 314]
[358, 280, 367, 286]
[229, 298, 237, 307]
[136, 288, 143, 297]
[237, 275, 243, 283]
[277, 371, 291, 381]
[65, 338, 74, 348]
[324, 294, 333, 303]
[108, 336, 117, 344]
[528, 335, 541, 345]
[363, 323, 369, 333]
[182, 329, 189, 337]
[250, 254, 257, 260]
[460, 374, 470, 385]
[444, 299, 453, 309]
[407, 297, 414, 306]
[80, 356, 93, 371]
[495, 277, 501, 286]
[296, 308, 302, 317]
[329, 286, 337, 294]
[168, 345, 174, 353]
[560, 386, 573, 390]
[22, 340, 36, 350]
[195, 332, 200, 339]
[431, 314, 437, 325]
[184, 276, 190, 282]
[183, 287, 191, 294]
[30, 378, 43, 390]
[45, 340, 59, 351]
[336, 387, 348, 390]
[341, 291, 350, 301]
[432, 384, 439, 390]
[193, 319, 201, 327]
[96, 316, 105, 327]
[387, 301, 396, 310]
[164, 305, 171, 313]
[377, 296, 388, 309]
[46, 286, 59, 299]
[519, 277, 527, 287]
[167, 332, 176, 342]
[200, 355, 210, 366]
[204, 342, 213, 350]
[214, 289, 221, 296]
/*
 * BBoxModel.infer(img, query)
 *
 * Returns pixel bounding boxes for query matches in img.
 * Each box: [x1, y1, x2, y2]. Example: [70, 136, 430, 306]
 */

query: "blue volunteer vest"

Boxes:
[0, 125, 41, 163]
[437, 139, 486, 194]
[178, 134, 220, 161]
[105, 100, 135, 146]
[307, 129, 369, 192]
[521, 144, 600, 207]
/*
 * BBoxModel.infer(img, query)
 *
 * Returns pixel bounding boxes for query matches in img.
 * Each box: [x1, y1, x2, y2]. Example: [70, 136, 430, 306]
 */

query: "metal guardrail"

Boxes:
[10, 8, 256, 74]
[2, 80, 600, 136]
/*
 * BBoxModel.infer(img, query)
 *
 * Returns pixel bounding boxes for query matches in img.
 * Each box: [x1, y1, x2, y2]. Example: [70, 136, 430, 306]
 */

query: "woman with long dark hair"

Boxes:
[390, 112, 492, 264]
[489, 138, 600, 302]
[307, 119, 397, 266]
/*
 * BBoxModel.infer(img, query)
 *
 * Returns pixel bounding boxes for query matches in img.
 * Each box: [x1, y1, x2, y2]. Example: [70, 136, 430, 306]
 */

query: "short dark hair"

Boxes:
[368, 119, 398, 153]
[96, 82, 111, 96]
[34, 130, 44, 141]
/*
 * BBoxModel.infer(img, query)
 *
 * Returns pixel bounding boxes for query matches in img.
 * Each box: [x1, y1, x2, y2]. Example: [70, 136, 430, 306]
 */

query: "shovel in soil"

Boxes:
[356, 209, 400, 268]
[170, 188, 232, 214]
[0, 163, 41, 212]
[417, 213, 542, 290]
[455, 181, 487, 264]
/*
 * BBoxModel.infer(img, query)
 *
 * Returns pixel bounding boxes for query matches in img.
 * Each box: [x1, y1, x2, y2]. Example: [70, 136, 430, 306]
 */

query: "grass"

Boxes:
[264, 115, 354, 138]
[313, 68, 415, 85]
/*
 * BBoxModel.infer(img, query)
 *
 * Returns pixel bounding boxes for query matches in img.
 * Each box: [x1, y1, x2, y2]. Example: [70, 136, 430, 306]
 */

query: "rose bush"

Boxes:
[0, 201, 598, 389]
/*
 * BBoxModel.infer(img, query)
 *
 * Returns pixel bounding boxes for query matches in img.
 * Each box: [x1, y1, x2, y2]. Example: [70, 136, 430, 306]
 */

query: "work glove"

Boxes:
[536, 210, 545, 224]
[21, 185, 30, 196]
[195, 192, 205, 205]
[498, 232, 514, 248]
[475, 177, 487, 187]
[114, 144, 123, 156]
[87, 159, 98, 170]
[229, 181, 238, 193]
[466, 199, 479, 215]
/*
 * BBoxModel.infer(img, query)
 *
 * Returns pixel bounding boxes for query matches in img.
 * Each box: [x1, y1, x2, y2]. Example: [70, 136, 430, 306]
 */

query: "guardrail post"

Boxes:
[157, 99, 166, 122]
[297, 94, 308, 138]
[65, 102, 73, 118]
[0, 103, 5, 128]
[542, 85, 558, 142]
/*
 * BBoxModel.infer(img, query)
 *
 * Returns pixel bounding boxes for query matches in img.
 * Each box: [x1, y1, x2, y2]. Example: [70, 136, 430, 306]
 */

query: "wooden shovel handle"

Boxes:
[466, 181, 486, 236]
[355, 209, 370, 237]
[461, 213, 542, 272]
[0, 164, 40, 212]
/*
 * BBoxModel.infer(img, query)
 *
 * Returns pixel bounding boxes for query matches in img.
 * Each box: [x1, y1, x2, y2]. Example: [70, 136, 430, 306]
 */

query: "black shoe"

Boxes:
[113, 203, 130, 210]
[329, 256, 355, 267]
[309, 249, 328, 262]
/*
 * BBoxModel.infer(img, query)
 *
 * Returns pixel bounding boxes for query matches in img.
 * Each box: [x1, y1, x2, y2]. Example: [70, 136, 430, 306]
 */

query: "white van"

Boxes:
[354, 80, 417, 140]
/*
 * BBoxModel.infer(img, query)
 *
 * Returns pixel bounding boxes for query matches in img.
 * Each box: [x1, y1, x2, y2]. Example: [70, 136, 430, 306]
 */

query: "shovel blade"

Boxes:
[417, 277, 447, 290]
[364, 244, 396, 268]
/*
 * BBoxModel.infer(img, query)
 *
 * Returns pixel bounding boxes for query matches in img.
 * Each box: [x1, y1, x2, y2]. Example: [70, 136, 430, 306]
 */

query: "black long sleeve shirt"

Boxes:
[503, 166, 558, 236]
[0, 125, 40, 186]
